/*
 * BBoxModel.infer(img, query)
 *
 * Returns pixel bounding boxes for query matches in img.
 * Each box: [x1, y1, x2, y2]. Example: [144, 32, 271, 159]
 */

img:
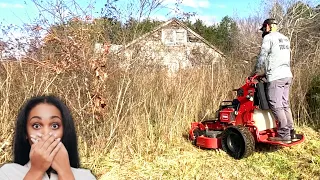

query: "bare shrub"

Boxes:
[0, 0, 320, 178]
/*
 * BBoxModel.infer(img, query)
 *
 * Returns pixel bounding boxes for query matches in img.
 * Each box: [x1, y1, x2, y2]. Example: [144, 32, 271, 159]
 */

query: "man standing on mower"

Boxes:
[253, 18, 296, 143]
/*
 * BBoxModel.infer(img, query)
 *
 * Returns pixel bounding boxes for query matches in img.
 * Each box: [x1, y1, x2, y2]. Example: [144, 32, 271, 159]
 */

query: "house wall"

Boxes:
[119, 21, 224, 73]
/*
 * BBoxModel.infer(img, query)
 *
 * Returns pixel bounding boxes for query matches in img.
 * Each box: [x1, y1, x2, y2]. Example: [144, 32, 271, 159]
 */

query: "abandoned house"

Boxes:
[106, 18, 226, 73]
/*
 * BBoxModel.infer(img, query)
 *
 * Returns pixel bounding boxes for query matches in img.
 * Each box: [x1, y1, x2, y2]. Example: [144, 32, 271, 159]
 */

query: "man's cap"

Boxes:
[260, 18, 278, 31]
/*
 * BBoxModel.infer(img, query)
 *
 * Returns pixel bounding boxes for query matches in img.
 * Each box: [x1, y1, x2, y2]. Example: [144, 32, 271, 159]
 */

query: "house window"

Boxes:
[162, 29, 175, 45]
[161, 29, 187, 46]
[175, 29, 187, 43]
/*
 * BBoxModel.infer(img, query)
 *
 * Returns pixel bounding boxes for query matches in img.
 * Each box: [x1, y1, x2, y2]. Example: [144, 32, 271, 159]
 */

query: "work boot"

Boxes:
[268, 136, 291, 144]
[290, 129, 299, 142]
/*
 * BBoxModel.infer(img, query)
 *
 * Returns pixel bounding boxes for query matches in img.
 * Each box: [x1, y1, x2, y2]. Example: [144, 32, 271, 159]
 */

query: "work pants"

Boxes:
[266, 77, 294, 139]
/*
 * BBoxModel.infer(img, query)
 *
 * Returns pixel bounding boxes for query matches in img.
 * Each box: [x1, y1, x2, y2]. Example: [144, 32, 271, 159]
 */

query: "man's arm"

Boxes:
[254, 36, 272, 75]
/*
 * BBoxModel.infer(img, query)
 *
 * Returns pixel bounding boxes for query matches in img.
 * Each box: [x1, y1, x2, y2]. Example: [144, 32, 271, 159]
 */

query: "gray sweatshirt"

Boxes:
[255, 31, 293, 82]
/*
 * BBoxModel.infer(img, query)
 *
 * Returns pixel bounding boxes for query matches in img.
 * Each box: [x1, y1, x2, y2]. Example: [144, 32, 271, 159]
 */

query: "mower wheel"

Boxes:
[221, 126, 255, 159]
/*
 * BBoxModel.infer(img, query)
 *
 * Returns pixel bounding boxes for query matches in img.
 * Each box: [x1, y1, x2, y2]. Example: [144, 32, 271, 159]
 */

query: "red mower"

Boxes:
[189, 74, 305, 159]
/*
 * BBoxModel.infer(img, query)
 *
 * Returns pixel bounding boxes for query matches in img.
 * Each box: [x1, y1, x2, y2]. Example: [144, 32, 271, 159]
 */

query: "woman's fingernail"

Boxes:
[30, 135, 36, 138]
[56, 138, 61, 141]
[36, 133, 42, 137]
[49, 132, 53, 136]
[31, 138, 37, 143]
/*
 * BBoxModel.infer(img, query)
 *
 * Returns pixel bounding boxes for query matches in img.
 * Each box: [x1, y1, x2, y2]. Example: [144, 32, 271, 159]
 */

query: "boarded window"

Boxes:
[162, 29, 175, 45]
[175, 29, 187, 43]
[161, 29, 187, 45]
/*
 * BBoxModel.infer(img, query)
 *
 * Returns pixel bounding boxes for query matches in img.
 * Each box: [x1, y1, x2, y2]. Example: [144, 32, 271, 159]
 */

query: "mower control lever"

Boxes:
[246, 74, 264, 84]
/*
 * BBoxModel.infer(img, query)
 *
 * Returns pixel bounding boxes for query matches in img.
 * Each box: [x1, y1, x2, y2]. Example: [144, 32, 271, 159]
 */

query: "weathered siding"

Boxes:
[116, 20, 224, 72]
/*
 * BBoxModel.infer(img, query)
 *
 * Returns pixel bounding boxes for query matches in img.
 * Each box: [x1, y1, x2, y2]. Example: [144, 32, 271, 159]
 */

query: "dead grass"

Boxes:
[0, 56, 319, 180]
[96, 126, 320, 180]
[1, 1, 319, 178]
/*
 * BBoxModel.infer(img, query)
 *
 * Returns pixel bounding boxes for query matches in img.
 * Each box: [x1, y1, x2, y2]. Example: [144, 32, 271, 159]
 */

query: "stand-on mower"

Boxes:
[189, 74, 305, 159]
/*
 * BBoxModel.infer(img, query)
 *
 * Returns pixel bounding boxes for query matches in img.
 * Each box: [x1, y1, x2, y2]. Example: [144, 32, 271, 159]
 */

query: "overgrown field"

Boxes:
[0, 1, 320, 178]
[0, 59, 319, 179]
[100, 126, 320, 180]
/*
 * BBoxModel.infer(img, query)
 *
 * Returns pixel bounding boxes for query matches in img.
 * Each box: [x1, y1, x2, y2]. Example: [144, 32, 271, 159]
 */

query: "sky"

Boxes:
[0, 0, 317, 59]
[0, 0, 264, 58]
[157, 0, 262, 25]
[0, 0, 264, 28]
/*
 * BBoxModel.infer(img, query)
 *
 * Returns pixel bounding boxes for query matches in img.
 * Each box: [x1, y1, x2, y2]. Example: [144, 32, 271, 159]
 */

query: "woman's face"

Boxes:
[26, 103, 64, 144]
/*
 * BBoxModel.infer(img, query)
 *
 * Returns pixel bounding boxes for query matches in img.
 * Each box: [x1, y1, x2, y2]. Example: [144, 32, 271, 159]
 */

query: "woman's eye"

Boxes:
[32, 124, 41, 129]
[52, 123, 60, 129]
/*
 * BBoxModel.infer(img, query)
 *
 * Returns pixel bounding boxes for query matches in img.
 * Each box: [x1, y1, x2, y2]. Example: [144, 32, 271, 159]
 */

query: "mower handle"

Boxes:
[246, 74, 266, 84]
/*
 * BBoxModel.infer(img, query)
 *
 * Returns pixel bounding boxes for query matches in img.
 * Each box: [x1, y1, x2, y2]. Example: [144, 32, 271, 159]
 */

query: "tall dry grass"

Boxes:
[0, 57, 245, 176]
[1, 51, 319, 178]
[0, 1, 319, 179]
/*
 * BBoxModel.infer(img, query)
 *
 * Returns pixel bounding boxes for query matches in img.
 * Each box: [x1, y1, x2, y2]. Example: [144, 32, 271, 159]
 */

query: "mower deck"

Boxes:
[195, 130, 222, 149]
[193, 129, 305, 149]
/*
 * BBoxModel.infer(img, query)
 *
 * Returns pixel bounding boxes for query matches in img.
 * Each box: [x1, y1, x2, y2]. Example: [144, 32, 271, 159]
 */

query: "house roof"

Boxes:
[116, 18, 226, 58]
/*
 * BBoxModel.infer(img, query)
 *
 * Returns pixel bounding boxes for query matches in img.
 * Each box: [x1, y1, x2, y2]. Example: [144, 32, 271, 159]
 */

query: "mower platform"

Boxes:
[259, 134, 305, 147]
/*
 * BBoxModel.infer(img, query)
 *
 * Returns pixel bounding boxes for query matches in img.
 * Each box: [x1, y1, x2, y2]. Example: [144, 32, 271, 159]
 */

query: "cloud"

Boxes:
[190, 15, 218, 26]
[149, 14, 167, 21]
[162, 0, 210, 9]
[161, 0, 177, 4]
[0, 3, 24, 9]
[181, 0, 210, 8]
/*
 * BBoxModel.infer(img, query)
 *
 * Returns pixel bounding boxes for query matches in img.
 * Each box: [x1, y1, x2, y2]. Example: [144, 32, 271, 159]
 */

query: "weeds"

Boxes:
[0, 0, 320, 179]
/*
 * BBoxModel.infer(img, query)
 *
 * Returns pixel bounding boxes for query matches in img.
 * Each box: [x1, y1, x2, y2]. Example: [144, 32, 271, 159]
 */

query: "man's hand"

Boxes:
[51, 143, 75, 180]
[249, 72, 256, 78]
[250, 68, 266, 77]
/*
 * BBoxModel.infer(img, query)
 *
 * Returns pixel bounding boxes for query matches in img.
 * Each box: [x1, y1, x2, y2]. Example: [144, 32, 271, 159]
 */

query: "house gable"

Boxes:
[114, 18, 226, 73]
[118, 18, 225, 58]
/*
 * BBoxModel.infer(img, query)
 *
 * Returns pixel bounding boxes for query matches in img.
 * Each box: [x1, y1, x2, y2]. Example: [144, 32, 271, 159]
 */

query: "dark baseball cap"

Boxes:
[260, 18, 278, 31]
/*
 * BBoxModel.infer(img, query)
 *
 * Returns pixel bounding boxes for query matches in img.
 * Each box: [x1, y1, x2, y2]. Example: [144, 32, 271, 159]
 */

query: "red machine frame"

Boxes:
[189, 75, 305, 158]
